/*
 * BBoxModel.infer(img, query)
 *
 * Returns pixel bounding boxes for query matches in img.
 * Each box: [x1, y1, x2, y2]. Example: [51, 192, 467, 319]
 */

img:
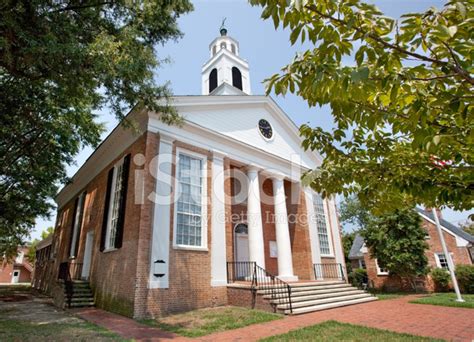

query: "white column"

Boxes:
[246, 166, 265, 268]
[272, 175, 298, 281]
[148, 134, 173, 289]
[211, 151, 227, 286]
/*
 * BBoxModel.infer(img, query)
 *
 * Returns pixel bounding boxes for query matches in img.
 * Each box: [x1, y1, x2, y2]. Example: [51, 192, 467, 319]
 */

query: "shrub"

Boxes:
[430, 268, 450, 292]
[456, 264, 474, 294]
[349, 268, 367, 288]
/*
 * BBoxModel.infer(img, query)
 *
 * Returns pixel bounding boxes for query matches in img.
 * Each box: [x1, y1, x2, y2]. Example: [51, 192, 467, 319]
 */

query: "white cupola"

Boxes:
[201, 24, 251, 95]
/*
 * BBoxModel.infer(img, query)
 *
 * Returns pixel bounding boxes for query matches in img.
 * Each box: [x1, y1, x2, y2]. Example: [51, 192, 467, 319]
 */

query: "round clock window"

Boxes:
[258, 119, 273, 140]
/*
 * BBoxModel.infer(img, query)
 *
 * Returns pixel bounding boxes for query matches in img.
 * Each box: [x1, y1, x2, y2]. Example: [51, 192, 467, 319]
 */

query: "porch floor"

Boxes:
[227, 279, 345, 289]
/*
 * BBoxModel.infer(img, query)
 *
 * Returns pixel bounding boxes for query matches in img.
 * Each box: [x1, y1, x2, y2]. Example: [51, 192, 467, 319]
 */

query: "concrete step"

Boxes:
[70, 296, 94, 302]
[69, 301, 95, 307]
[258, 283, 352, 295]
[288, 281, 345, 288]
[262, 286, 357, 299]
[277, 293, 372, 310]
[284, 296, 378, 315]
[270, 290, 365, 304]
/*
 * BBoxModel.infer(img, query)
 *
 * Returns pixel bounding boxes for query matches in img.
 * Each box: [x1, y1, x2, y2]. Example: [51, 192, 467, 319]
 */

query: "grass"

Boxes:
[140, 306, 282, 337]
[409, 293, 474, 309]
[260, 320, 442, 342]
[0, 319, 128, 341]
[372, 292, 410, 301]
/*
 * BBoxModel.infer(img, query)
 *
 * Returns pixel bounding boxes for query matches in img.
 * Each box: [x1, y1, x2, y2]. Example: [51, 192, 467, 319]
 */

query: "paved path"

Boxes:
[75, 295, 474, 341]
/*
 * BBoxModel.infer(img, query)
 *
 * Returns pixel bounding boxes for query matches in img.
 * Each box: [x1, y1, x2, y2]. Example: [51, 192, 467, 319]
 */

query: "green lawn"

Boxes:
[260, 320, 442, 342]
[140, 306, 282, 337]
[373, 293, 410, 301]
[410, 293, 474, 309]
[0, 319, 127, 341]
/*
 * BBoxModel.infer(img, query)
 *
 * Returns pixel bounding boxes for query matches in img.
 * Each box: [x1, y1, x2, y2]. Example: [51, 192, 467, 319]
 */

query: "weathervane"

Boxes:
[220, 17, 227, 36]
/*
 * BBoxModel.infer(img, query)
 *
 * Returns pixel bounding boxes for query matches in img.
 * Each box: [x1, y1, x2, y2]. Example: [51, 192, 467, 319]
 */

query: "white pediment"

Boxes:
[170, 95, 321, 171]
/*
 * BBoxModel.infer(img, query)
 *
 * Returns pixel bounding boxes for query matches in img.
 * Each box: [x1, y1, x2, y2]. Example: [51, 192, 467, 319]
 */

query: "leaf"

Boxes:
[455, 2, 466, 18]
[448, 25, 457, 38]
[351, 67, 369, 83]
[290, 25, 302, 45]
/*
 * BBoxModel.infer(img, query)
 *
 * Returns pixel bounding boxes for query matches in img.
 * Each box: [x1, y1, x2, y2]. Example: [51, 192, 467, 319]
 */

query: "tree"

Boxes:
[341, 230, 356, 265]
[0, 1, 193, 258]
[27, 227, 54, 264]
[459, 220, 474, 236]
[339, 196, 374, 229]
[361, 208, 429, 290]
[250, 0, 473, 213]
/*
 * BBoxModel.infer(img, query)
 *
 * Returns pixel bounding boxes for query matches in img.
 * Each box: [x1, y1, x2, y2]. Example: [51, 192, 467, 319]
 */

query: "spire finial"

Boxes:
[220, 17, 227, 36]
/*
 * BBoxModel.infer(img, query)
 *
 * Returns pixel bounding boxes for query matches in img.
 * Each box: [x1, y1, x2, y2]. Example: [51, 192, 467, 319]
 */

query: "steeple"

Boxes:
[201, 22, 251, 95]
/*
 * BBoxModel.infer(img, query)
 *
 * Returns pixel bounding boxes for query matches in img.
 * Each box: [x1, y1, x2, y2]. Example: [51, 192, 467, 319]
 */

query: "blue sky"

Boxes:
[32, 0, 471, 239]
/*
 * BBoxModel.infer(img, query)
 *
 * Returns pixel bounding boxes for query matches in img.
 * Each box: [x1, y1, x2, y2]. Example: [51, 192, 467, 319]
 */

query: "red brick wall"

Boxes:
[38, 132, 150, 316]
[0, 247, 32, 283]
[144, 140, 228, 317]
[227, 286, 274, 313]
[287, 184, 313, 280]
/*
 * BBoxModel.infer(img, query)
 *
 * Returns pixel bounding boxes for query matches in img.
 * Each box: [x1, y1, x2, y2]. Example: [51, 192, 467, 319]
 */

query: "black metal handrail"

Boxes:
[313, 263, 345, 281]
[227, 261, 293, 314]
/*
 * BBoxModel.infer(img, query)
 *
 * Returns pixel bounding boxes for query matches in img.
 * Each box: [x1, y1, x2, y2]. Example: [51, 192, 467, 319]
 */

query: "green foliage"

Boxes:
[250, 0, 474, 214]
[430, 268, 450, 291]
[348, 268, 367, 288]
[340, 196, 374, 229]
[362, 208, 429, 289]
[459, 220, 474, 236]
[456, 264, 474, 294]
[26, 227, 54, 263]
[342, 230, 357, 264]
[0, 1, 193, 257]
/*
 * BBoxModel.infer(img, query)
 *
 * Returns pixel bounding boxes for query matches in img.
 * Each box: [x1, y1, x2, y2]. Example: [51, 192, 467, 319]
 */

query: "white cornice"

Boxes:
[201, 49, 249, 73]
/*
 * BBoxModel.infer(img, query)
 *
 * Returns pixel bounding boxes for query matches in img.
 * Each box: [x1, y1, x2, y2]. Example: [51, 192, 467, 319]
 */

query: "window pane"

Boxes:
[313, 193, 331, 255]
[176, 154, 203, 247]
[108, 163, 124, 249]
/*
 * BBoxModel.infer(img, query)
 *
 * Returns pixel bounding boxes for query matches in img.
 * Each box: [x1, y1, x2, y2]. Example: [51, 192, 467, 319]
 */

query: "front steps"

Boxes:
[258, 281, 377, 315]
[61, 280, 95, 308]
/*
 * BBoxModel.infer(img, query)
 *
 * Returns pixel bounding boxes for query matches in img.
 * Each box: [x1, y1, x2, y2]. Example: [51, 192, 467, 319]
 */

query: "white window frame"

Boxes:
[434, 252, 453, 269]
[312, 192, 334, 257]
[104, 157, 125, 252]
[375, 259, 389, 275]
[15, 251, 24, 264]
[172, 148, 208, 251]
[69, 192, 85, 258]
[358, 258, 366, 269]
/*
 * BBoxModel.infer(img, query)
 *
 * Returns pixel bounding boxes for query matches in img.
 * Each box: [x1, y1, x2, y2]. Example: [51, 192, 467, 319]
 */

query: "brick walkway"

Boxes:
[75, 296, 474, 341]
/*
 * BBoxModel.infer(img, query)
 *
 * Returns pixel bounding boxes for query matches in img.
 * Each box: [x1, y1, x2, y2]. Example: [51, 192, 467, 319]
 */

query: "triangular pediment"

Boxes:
[209, 82, 247, 96]
[171, 95, 321, 170]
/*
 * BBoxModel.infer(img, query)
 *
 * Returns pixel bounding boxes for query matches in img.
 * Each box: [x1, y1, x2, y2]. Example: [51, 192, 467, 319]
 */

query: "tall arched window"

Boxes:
[209, 68, 218, 93]
[212, 45, 217, 56]
[232, 67, 243, 90]
[231, 44, 236, 54]
[220, 42, 227, 50]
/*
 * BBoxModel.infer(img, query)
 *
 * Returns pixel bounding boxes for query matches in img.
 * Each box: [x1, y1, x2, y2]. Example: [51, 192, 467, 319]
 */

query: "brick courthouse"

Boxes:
[34, 29, 376, 318]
